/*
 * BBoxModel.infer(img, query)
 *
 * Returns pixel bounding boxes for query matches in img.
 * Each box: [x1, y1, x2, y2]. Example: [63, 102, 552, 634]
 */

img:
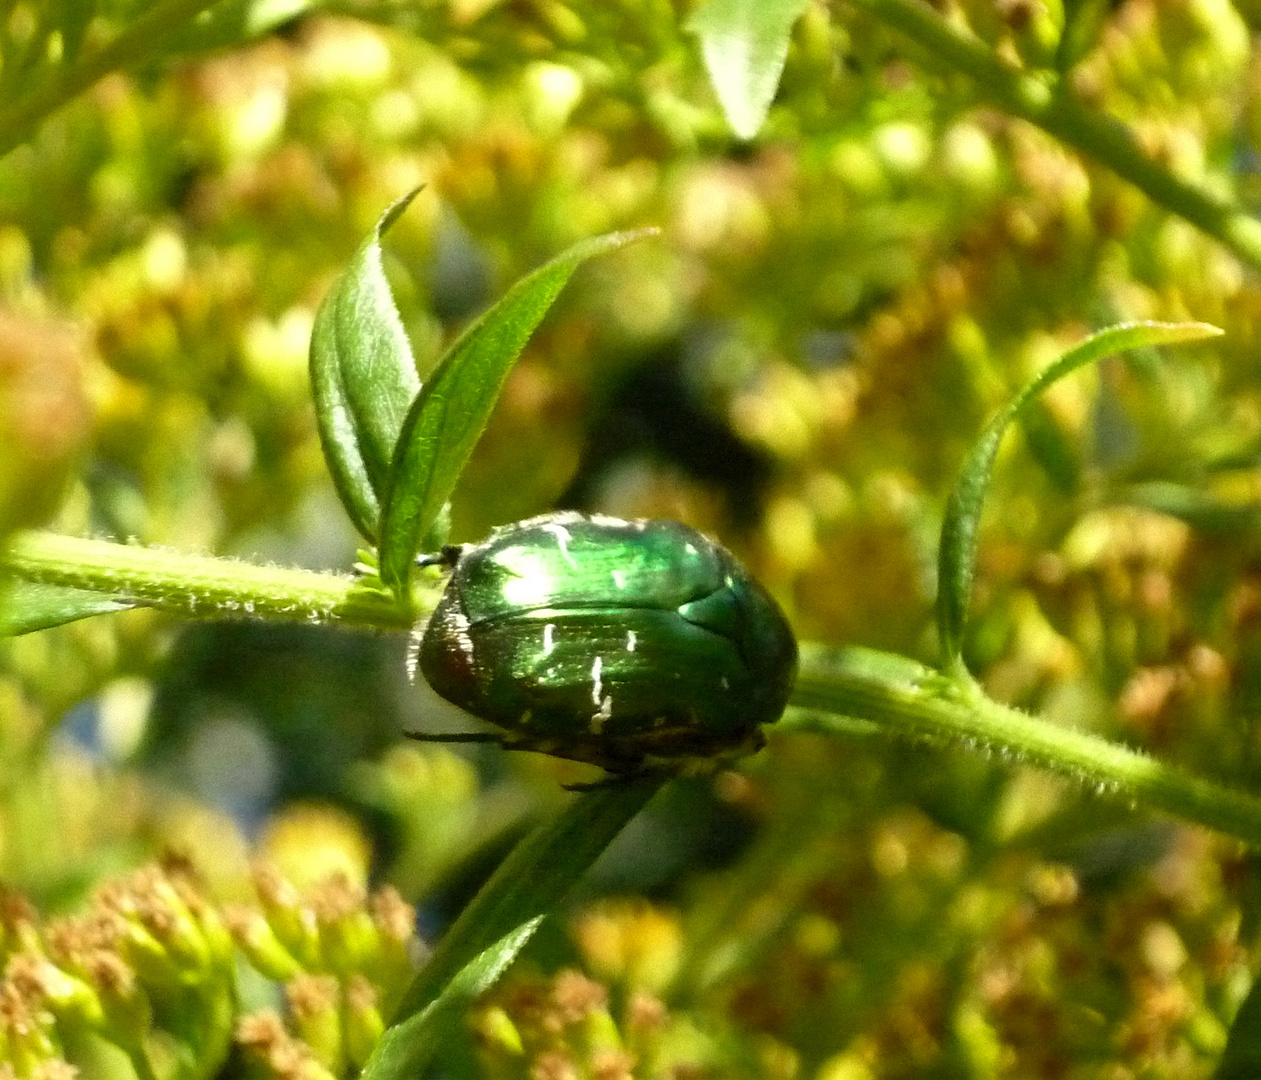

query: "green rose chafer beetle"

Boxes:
[409, 512, 798, 778]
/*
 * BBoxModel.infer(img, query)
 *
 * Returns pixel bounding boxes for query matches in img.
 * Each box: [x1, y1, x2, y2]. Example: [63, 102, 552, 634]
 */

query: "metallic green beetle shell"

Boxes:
[416, 512, 798, 774]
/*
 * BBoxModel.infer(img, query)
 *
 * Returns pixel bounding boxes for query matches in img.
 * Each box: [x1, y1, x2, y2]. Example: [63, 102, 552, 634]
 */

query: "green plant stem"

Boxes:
[0, 0, 226, 160]
[13, 533, 1261, 847]
[785, 646, 1261, 846]
[847, 0, 1261, 271]
[1, 530, 420, 630]
[362, 777, 664, 1080]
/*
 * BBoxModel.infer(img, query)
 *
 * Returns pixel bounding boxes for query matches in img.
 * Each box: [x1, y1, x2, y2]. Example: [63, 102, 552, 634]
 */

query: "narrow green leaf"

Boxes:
[0, 579, 134, 636]
[686, 0, 812, 140]
[361, 777, 663, 1080]
[1214, 971, 1261, 1079]
[369, 919, 542, 1078]
[310, 189, 423, 541]
[1121, 480, 1261, 535]
[937, 321, 1223, 667]
[377, 229, 654, 591]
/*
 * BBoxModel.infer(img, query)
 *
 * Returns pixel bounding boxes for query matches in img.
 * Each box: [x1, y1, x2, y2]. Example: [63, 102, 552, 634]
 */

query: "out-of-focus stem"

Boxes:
[0, 0, 226, 159]
[849, 0, 1261, 270]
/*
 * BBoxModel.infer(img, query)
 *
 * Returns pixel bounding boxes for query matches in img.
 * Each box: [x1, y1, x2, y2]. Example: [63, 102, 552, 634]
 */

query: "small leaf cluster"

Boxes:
[309, 187, 651, 592]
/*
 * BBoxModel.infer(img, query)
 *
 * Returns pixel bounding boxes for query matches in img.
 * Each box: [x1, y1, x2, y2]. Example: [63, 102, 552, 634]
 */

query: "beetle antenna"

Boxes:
[415, 544, 465, 570]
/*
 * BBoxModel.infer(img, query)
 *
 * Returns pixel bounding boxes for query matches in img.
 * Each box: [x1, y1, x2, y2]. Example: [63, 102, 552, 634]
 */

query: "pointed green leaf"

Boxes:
[937, 321, 1222, 668]
[0, 579, 134, 636]
[687, 0, 812, 140]
[367, 919, 542, 1078]
[361, 777, 663, 1080]
[377, 229, 655, 591]
[310, 189, 423, 542]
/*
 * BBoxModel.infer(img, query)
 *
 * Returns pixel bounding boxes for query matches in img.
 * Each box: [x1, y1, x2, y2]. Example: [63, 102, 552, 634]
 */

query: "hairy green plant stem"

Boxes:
[0, 0, 226, 160]
[786, 647, 1261, 846]
[848, 0, 1261, 271]
[9, 533, 1261, 845]
[1, 530, 419, 629]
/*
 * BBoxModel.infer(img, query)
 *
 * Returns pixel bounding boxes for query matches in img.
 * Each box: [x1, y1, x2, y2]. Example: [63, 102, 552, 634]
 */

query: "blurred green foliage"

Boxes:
[5, 0, 1261, 1076]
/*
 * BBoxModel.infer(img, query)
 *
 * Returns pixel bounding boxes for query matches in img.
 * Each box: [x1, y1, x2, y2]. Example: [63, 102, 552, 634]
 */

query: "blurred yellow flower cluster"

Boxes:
[4, 0, 1261, 1074]
[0, 857, 420, 1080]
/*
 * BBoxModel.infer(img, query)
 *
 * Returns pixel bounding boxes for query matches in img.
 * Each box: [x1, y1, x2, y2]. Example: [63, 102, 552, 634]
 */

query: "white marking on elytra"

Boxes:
[543, 622, 556, 656]
[611, 569, 627, 589]
[720, 676, 730, 690]
[450, 609, 475, 659]
[626, 630, 638, 652]
[590, 694, 613, 733]
[540, 522, 576, 567]
[591, 655, 604, 706]
[405, 627, 424, 681]
[684, 543, 698, 556]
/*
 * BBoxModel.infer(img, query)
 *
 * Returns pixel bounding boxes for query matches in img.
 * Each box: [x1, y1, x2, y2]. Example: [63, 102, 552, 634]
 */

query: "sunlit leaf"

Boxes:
[687, 0, 812, 139]
[310, 188, 423, 542]
[377, 229, 654, 592]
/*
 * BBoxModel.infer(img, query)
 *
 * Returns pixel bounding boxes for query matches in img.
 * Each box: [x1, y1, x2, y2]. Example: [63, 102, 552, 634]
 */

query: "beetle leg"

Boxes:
[494, 733, 647, 775]
[561, 757, 687, 791]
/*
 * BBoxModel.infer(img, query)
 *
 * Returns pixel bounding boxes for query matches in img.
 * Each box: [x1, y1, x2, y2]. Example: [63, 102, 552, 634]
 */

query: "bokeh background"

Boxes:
[6, 0, 1261, 1075]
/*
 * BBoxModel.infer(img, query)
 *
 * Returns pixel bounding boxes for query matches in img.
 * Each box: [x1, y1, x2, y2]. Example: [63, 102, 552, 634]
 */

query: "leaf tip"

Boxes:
[377, 185, 426, 237]
[1129, 319, 1224, 343]
[588, 226, 661, 255]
